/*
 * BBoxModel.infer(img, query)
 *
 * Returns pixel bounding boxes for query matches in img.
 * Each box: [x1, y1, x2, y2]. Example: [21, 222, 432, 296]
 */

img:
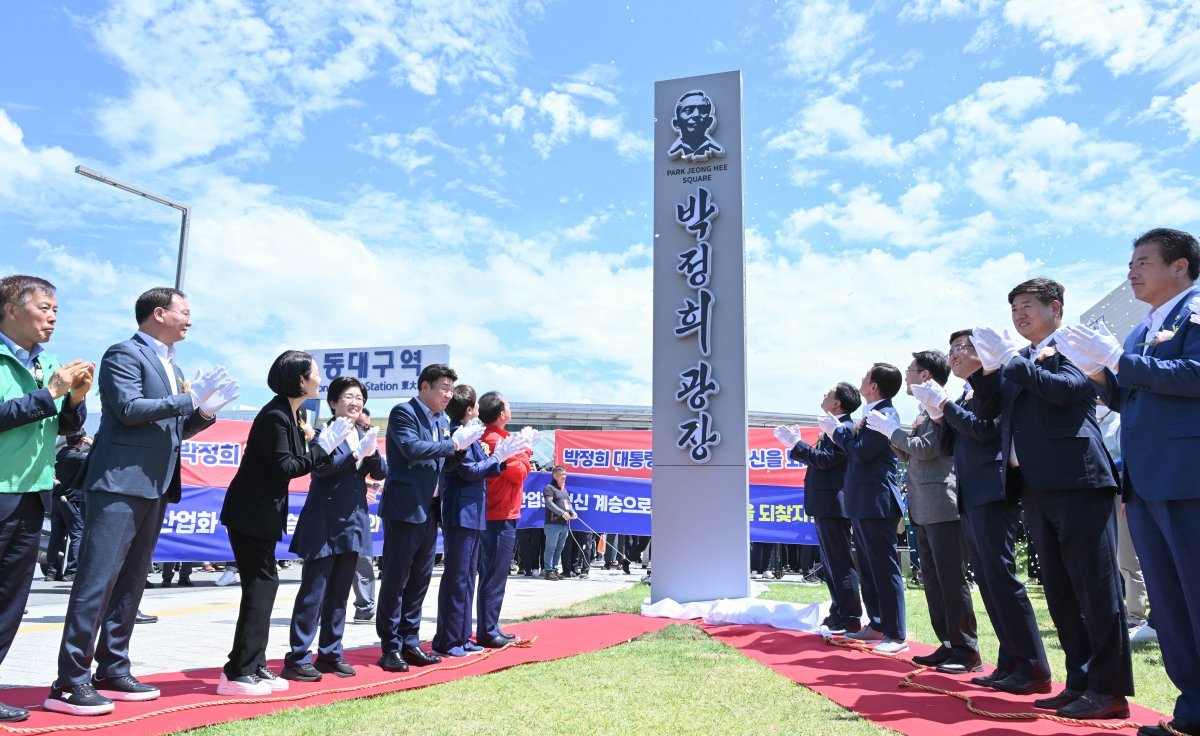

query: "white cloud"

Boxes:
[765, 95, 946, 168]
[1173, 82, 1200, 141]
[88, 0, 532, 169]
[0, 109, 75, 201]
[777, 0, 870, 81]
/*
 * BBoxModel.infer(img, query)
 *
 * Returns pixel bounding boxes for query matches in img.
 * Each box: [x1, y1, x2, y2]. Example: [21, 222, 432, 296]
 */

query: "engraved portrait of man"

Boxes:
[667, 90, 725, 162]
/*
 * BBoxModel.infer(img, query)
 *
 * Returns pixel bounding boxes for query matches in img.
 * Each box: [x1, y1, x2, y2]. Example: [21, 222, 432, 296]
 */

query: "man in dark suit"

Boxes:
[775, 382, 863, 635]
[47, 431, 90, 582]
[1059, 228, 1200, 736]
[826, 363, 907, 655]
[376, 364, 483, 672]
[0, 275, 90, 723]
[46, 287, 237, 716]
[970, 277, 1131, 721]
[913, 330, 1050, 689]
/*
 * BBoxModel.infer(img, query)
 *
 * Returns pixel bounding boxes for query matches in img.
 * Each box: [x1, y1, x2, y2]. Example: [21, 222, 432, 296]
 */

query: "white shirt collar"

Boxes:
[136, 331, 177, 362]
[0, 330, 43, 369]
[1032, 333, 1055, 354]
[1141, 287, 1193, 335]
[862, 398, 884, 415]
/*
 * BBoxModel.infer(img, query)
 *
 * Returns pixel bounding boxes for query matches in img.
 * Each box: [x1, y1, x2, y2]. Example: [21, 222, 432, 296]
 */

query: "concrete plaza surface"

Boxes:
[4, 563, 642, 690]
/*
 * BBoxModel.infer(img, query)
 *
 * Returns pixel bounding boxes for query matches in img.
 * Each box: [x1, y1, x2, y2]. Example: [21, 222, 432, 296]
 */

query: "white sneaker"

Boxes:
[255, 666, 289, 692]
[216, 570, 238, 587]
[843, 626, 885, 642]
[1130, 622, 1158, 643]
[216, 672, 271, 696]
[873, 638, 909, 655]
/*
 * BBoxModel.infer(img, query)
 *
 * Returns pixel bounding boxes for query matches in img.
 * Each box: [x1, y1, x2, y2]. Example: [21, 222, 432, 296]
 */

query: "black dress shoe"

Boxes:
[134, 611, 158, 624]
[0, 702, 29, 722]
[970, 669, 1010, 688]
[1032, 687, 1082, 709]
[499, 631, 516, 641]
[1057, 691, 1129, 720]
[937, 654, 983, 674]
[401, 646, 441, 667]
[912, 645, 953, 667]
[179, 578, 195, 587]
[991, 673, 1052, 695]
[377, 652, 409, 672]
[1139, 720, 1200, 736]
[479, 636, 510, 649]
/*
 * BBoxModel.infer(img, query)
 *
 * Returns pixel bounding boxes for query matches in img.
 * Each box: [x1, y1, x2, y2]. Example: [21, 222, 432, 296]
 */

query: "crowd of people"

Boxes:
[772, 227, 1200, 736]
[1, 226, 1196, 736]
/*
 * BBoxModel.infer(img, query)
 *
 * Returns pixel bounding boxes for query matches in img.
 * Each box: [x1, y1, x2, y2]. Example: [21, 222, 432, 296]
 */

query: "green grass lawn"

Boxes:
[189, 581, 1172, 736]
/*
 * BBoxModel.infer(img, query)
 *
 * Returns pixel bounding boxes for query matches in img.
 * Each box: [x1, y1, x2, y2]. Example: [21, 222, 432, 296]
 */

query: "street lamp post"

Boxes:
[74, 165, 192, 291]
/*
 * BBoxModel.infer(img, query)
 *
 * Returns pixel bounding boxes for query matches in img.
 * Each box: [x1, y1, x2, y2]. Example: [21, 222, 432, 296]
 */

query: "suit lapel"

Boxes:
[1147, 286, 1200, 356]
[410, 398, 434, 439]
[132, 334, 173, 393]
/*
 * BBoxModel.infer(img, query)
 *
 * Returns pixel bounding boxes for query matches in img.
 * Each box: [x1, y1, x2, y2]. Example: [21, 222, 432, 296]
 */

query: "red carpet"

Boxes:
[0, 614, 672, 736]
[702, 623, 1166, 736]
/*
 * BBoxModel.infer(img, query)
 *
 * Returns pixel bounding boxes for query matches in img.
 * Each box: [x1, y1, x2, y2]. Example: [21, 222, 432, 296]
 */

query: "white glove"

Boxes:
[910, 380, 947, 412]
[1060, 322, 1123, 373]
[773, 425, 802, 449]
[493, 434, 529, 461]
[316, 416, 354, 454]
[451, 423, 485, 451]
[1054, 327, 1104, 375]
[355, 426, 379, 458]
[198, 379, 239, 414]
[864, 409, 901, 437]
[517, 426, 540, 446]
[817, 413, 841, 437]
[189, 366, 229, 404]
[971, 327, 1015, 371]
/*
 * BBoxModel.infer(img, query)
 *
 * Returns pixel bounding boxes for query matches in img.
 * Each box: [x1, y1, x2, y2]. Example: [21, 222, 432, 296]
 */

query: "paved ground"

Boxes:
[4, 563, 645, 690]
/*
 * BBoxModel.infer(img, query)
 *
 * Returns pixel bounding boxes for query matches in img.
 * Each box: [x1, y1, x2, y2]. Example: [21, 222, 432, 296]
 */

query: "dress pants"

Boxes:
[476, 519, 516, 641]
[224, 529, 280, 678]
[959, 499, 1049, 679]
[749, 542, 772, 574]
[913, 520, 978, 657]
[813, 516, 861, 623]
[376, 516, 438, 652]
[850, 516, 905, 640]
[1127, 484, 1200, 722]
[46, 494, 84, 579]
[515, 527, 540, 574]
[353, 554, 376, 616]
[433, 526, 482, 652]
[285, 551, 357, 666]
[57, 492, 167, 686]
[1021, 488, 1132, 696]
[0, 493, 44, 670]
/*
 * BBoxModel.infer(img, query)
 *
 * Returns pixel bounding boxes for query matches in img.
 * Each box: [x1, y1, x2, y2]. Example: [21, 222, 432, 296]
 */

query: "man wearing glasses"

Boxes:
[0, 275, 90, 723]
[47, 287, 237, 717]
[912, 331, 1050, 692]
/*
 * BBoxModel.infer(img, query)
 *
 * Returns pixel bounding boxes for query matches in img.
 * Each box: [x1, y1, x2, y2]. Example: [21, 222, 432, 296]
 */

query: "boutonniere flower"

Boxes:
[854, 419, 865, 431]
[911, 412, 926, 429]
[1137, 328, 1177, 347]
[1036, 346, 1057, 362]
[179, 377, 191, 394]
[443, 427, 451, 439]
[480, 441, 491, 456]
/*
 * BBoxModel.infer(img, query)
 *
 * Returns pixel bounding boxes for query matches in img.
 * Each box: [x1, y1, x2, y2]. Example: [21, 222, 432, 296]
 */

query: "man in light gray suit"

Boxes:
[45, 287, 238, 717]
[866, 349, 980, 674]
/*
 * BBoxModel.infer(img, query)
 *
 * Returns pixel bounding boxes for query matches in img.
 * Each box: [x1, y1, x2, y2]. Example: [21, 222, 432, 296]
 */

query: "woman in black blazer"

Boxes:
[281, 376, 385, 681]
[217, 350, 352, 696]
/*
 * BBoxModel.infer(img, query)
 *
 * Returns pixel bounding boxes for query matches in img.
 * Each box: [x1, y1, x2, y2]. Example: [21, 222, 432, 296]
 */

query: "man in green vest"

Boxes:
[0, 275, 91, 722]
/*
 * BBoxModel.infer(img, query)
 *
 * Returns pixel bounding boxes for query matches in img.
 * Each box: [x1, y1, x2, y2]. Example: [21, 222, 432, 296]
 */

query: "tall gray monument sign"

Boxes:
[651, 71, 749, 603]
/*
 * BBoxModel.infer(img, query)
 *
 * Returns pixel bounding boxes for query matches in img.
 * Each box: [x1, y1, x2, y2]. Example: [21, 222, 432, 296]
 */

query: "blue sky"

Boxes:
[3, 0, 1199, 418]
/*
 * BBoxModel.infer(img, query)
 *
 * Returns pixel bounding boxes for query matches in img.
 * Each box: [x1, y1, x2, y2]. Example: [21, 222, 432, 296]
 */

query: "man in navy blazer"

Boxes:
[915, 329, 1050, 690]
[776, 382, 863, 635]
[826, 363, 906, 655]
[46, 288, 236, 717]
[375, 364, 482, 672]
[1059, 228, 1200, 736]
[970, 277, 1131, 721]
